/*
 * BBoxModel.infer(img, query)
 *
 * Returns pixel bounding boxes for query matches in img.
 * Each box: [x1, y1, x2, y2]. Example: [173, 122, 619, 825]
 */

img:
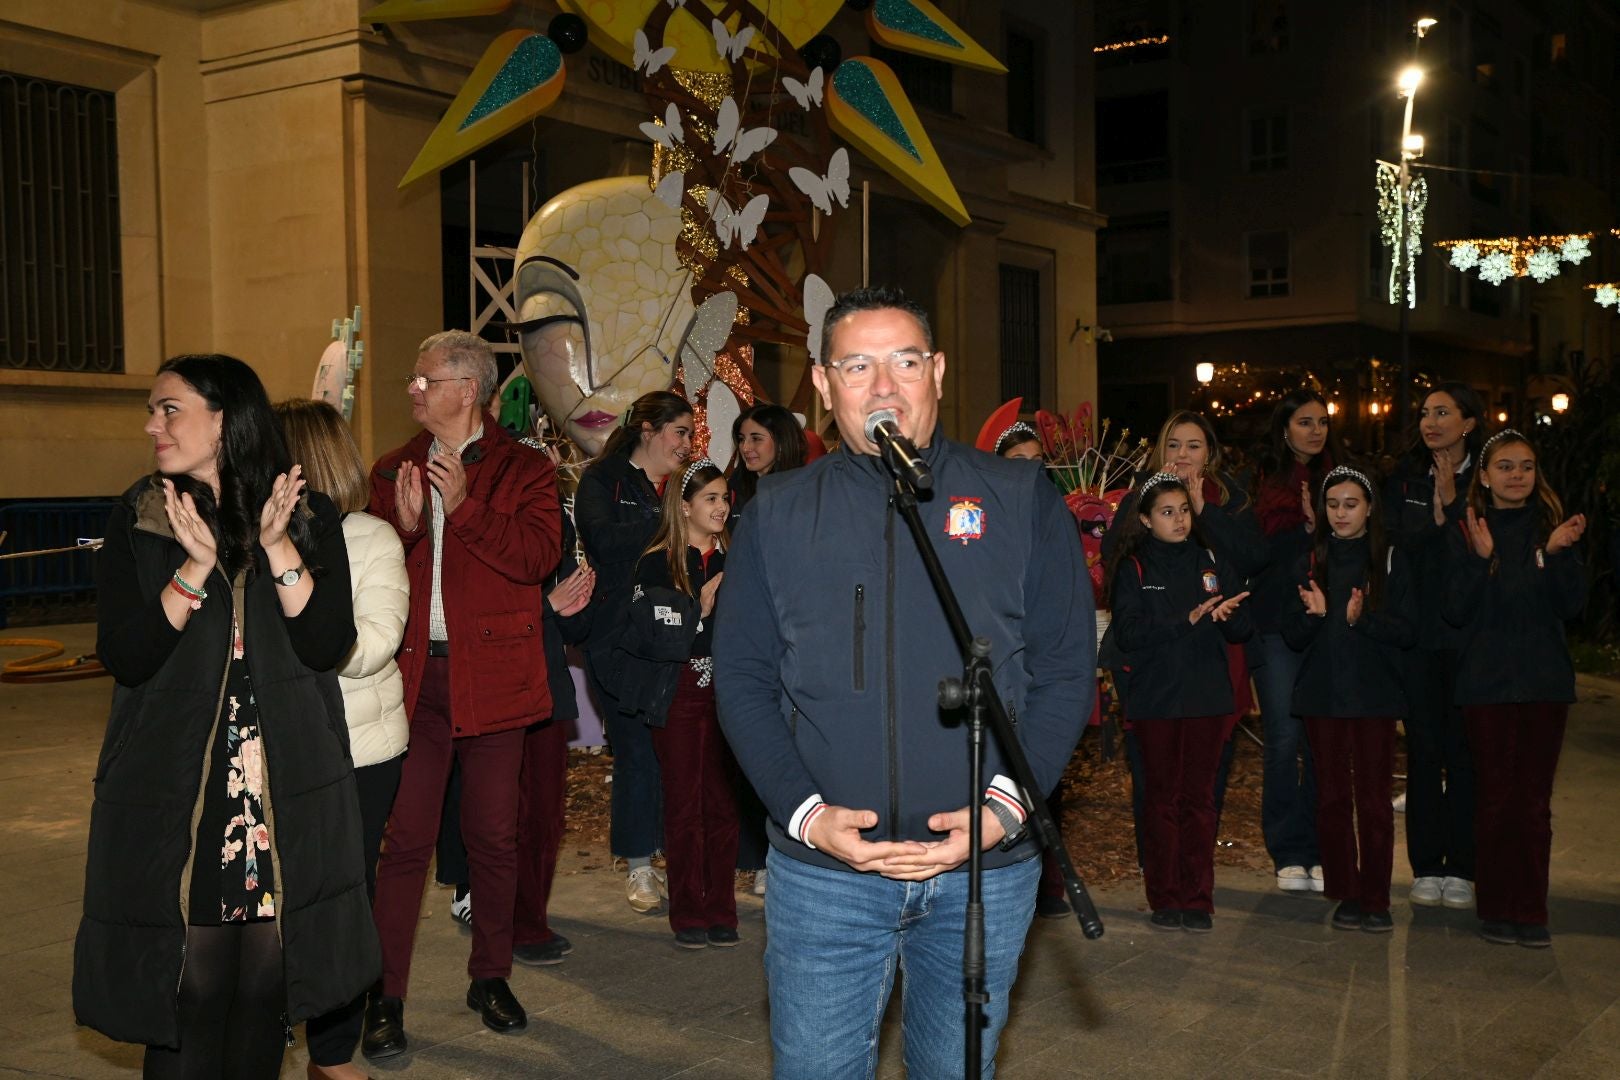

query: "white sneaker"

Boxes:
[450, 888, 472, 927]
[1392, 790, 1407, 813]
[626, 866, 663, 913]
[1308, 865, 1325, 893]
[1410, 876, 1444, 906]
[1440, 876, 1475, 910]
[752, 869, 767, 897]
[1277, 865, 1313, 892]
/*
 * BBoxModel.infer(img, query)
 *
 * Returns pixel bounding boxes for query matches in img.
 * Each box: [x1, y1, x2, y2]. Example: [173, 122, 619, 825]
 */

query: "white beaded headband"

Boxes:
[994, 421, 1038, 455]
[1320, 465, 1375, 501]
[682, 458, 717, 492]
[1136, 470, 1184, 501]
[1481, 428, 1525, 459]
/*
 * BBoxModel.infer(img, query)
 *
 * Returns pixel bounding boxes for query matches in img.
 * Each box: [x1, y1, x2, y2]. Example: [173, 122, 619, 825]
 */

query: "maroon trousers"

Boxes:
[513, 716, 568, 947]
[1135, 715, 1226, 913]
[1304, 717, 1395, 913]
[1464, 703, 1568, 926]
[650, 667, 739, 932]
[372, 659, 524, 996]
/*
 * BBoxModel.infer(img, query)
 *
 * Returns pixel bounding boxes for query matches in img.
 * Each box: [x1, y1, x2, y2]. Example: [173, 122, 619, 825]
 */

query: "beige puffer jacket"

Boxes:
[339, 511, 409, 768]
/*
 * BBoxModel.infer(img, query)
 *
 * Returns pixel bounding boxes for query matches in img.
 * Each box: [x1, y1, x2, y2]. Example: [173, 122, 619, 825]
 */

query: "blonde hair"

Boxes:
[272, 398, 369, 513]
[642, 461, 728, 596]
[1153, 411, 1232, 506]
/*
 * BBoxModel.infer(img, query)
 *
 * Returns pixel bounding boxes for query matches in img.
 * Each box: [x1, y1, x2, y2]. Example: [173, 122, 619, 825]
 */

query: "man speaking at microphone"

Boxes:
[716, 286, 1093, 1078]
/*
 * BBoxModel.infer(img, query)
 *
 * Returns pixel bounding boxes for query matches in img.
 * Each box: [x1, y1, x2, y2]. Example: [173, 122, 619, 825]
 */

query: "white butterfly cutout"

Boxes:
[789, 147, 851, 215]
[633, 29, 676, 76]
[713, 97, 777, 162]
[802, 274, 835, 365]
[783, 67, 825, 110]
[712, 19, 756, 63]
[707, 189, 769, 250]
[638, 103, 684, 148]
[653, 171, 686, 209]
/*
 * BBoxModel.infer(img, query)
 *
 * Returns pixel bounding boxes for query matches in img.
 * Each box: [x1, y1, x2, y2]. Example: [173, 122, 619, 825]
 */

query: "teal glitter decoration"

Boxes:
[875, 0, 961, 49]
[833, 61, 922, 163]
[460, 35, 560, 131]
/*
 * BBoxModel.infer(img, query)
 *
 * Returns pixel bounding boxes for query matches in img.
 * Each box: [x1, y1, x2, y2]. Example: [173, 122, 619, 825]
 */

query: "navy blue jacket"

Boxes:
[1283, 536, 1417, 718]
[574, 452, 662, 657]
[1383, 456, 1473, 647]
[1103, 537, 1252, 721]
[1442, 506, 1586, 706]
[714, 433, 1094, 872]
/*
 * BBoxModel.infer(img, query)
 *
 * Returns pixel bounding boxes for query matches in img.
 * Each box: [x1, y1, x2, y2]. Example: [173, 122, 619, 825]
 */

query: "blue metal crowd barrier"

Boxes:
[0, 499, 115, 628]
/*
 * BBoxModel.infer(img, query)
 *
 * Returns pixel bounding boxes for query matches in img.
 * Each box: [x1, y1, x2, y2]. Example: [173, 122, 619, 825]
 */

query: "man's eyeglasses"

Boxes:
[406, 374, 473, 393]
[822, 349, 934, 389]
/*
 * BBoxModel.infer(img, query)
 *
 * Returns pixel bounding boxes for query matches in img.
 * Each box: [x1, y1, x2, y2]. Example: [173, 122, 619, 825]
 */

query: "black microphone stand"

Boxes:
[885, 470, 1104, 1080]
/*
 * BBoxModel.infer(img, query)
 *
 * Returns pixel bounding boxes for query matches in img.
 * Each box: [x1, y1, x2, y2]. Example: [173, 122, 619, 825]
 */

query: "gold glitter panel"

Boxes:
[672, 70, 734, 110]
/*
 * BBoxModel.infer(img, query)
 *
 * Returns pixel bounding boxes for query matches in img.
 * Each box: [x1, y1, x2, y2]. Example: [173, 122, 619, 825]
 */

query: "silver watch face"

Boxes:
[277, 568, 300, 585]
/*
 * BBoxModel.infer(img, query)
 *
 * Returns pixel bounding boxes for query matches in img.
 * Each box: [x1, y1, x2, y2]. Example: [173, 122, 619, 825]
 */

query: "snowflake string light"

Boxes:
[1448, 243, 1481, 271]
[1560, 235, 1592, 264]
[1478, 251, 1513, 286]
[1597, 284, 1619, 308]
[1526, 247, 1562, 283]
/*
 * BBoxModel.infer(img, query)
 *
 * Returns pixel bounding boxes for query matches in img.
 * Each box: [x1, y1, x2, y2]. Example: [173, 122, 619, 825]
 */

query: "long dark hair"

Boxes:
[1402, 381, 1488, 471]
[642, 460, 728, 596]
[1256, 388, 1339, 489]
[597, 390, 693, 460]
[1311, 466, 1389, 612]
[728, 403, 809, 504]
[1103, 474, 1205, 604]
[157, 354, 310, 579]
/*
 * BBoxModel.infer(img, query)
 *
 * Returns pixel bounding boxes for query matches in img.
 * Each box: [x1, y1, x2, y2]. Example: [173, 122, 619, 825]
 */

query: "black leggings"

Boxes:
[143, 921, 286, 1080]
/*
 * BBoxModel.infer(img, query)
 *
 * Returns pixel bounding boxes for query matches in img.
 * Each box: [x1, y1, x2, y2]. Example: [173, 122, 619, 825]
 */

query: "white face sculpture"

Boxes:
[515, 176, 696, 455]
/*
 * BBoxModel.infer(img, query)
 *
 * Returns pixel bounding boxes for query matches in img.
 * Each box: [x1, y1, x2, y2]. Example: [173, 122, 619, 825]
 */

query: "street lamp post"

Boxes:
[1394, 18, 1436, 434]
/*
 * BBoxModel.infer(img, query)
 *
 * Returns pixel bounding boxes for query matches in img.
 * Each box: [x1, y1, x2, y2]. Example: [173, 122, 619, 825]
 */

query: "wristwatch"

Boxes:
[272, 564, 305, 587]
[983, 796, 1028, 851]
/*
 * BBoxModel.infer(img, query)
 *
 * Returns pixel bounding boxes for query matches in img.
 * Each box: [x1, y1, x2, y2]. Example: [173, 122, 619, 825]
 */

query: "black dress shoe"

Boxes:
[467, 977, 528, 1032]
[360, 994, 407, 1060]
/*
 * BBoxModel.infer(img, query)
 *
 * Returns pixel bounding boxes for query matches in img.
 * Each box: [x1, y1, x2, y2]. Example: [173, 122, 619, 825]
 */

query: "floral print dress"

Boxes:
[188, 615, 276, 924]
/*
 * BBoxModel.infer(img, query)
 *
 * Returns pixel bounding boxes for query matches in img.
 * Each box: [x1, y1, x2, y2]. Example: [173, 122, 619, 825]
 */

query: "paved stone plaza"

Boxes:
[2, 623, 1617, 1078]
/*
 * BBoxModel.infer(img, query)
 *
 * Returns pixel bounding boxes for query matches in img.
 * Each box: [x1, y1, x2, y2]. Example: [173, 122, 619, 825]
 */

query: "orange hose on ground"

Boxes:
[0, 637, 109, 683]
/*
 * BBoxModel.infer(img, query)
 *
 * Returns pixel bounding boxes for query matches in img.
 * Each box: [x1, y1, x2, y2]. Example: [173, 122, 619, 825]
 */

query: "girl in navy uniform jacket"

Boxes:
[1284, 466, 1416, 934]
[625, 459, 739, 950]
[1444, 430, 1587, 948]
[1103, 473, 1252, 932]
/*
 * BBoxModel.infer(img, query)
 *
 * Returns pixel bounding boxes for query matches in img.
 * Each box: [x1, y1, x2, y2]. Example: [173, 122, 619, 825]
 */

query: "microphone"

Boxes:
[864, 409, 933, 492]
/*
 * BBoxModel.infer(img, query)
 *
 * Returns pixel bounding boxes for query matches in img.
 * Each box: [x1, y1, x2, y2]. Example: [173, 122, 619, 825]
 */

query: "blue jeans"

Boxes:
[1252, 633, 1319, 870]
[764, 848, 1040, 1080]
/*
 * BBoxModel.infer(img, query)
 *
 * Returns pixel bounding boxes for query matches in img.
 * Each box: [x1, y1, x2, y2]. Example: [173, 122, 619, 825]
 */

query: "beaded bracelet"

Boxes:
[170, 571, 207, 611]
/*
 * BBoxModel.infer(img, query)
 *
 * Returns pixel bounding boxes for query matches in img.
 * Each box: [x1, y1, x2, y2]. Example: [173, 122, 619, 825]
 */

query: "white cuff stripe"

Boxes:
[787, 794, 826, 848]
[986, 775, 1029, 822]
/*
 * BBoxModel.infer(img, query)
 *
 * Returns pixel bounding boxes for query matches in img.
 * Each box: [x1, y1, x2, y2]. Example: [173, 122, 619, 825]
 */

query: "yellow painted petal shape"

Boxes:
[865, 0, 1006, 74]
[361, 0, 512, 24]
[827, 57, 968, 226]
[556, 0, 841, 75]
[400, 30, 565, 189]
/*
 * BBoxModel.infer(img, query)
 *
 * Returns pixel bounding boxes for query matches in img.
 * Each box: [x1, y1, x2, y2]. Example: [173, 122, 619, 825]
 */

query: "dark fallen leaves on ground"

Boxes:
[559, 723, 1410, 890]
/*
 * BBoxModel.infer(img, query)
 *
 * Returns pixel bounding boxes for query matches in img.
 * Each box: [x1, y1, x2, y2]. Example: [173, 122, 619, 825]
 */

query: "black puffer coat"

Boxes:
[73, 477, 377, 1047]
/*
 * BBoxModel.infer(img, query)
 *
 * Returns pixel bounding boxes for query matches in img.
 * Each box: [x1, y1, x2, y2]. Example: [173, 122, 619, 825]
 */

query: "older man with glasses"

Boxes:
[716, 286, 1094, 1079]
[361, 330, 561, 1058]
